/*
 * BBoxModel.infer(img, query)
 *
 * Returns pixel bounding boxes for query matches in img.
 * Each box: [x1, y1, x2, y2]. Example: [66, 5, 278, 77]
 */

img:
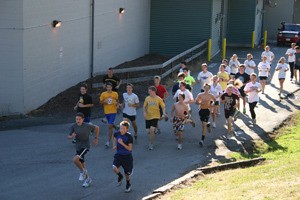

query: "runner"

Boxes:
[222, 59, 231, 74]
[195, 84, 216, 147]
[121, 83, 140, 140]
[275, 57, 289, 98]
[258, 55, 271, 94]
[235, 64, 250, 114]
[209, 75, 223, 127]
[197, 63, 213, 92]
[100, 82, 119, 148]
[244, 73, 262, 125]
[217, 64, 230, 91]
[285, 43, 296, 82]
[170, 93, 190, 150]
[220, 84, 239, 139]
[261, 45, 275, 65]
[112, 121, 133, 193]
[295, 46, 300, 84]
[183, 68, 196, 90]
[67, 112, 100, 187]
[143, 86, 166, 150]
[244, 53, 256, 75]
[229, 54, 240, 78]
[179, 61, 190, 76]
[103, 67, 122, 92]
[172, 72, 192, 95]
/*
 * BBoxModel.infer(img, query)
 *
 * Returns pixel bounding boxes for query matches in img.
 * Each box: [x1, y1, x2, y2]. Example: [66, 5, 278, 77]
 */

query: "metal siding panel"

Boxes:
[211, 0, 222, 55]
[150, 0, 211, 56]
[227, 0, 255, 46]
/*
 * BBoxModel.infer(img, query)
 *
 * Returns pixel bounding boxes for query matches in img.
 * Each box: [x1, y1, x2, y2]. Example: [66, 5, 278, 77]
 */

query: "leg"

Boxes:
[108, 124, 113, 142]
[73, 155, 85, 171]
[289, 62, 294, 80]
[279, 79, 284, 94]
[132, 120, 138, 136]
[149, 126, 155, 144]
[177, 130, 183, 144]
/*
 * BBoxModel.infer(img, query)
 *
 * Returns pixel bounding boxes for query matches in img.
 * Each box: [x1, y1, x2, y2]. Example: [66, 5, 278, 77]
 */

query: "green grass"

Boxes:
[161, 113, 300, 200]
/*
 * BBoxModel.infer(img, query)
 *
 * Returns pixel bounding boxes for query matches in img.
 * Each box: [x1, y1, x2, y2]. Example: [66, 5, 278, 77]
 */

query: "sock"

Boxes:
[126, 180, 130, 185]
[202, 135, 205, 141]
[117, 172, 122, 177]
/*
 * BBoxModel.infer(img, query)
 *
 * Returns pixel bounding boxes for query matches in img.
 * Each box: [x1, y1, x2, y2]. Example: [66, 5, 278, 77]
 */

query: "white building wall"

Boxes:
[0, 0, 24, 115]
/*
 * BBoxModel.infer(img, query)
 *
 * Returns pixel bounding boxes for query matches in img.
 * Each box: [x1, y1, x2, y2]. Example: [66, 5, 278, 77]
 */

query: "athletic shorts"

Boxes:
[83, 116, 90, 123]
[259, 76, 268, 80]
[76, 148, 89, 163]
[105, 113, 116, 125]
[214, 101, 220, 106]
[123, 113, 136, 122]
[113, 154, 133, 175]
[238, 86, 246, 97]
[145, 119, 159, 129]
[279, 78, 285, 81]
[224, 109, 235, 119]
[198, 109, 210, 122]
[173, 116, 185, 132]
[230, 73, 236, 76]
[295, 65, 300, 70]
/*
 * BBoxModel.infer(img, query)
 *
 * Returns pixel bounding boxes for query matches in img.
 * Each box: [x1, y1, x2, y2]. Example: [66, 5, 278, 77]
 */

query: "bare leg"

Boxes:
[149, 126, 155, 144]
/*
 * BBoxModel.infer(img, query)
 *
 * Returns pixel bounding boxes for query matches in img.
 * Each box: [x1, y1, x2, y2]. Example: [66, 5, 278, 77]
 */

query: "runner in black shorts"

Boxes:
[235, 64, 250, 114]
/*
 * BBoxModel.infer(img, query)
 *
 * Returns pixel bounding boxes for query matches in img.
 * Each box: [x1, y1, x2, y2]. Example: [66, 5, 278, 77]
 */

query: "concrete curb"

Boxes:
[142, 157, 266, 200]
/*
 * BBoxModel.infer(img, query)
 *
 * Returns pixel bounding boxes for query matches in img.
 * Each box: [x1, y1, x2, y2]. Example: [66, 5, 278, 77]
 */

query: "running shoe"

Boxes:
[243, 108, 246, 114]
[101, 118, 107, 124]
[117, 174, 123, 186]
[164, 114, 169, 122]
[105, 141, 110, 149]
[207, 123, 211, 133]
[212, 122, 216, 128]
[79, 170, 87, 181]
[134, 134, 137, 140]
[148, 144, 153, 150]
[82, 177, 92, 187]
[199, 140, 204, 147]
[177, 144, 182, 150]
[125, 183, 131, 193]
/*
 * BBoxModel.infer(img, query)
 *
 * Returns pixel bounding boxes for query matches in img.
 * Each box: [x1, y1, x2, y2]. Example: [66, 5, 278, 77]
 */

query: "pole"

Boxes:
[252, 31, 255, 48]
[207, 39, 212, 62]
[263, 30, 267, 49]
[222, 38, 226, 60]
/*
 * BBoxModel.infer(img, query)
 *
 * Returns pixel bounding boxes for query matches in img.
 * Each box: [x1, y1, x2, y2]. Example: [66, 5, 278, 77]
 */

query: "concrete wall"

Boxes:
[263, 0, 295, 40]
[0, 0, 24, 115]
[0, 0, 150, 115]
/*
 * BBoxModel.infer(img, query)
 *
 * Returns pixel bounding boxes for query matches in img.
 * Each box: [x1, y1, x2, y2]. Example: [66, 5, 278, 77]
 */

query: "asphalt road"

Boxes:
[0, 45, 299, 200]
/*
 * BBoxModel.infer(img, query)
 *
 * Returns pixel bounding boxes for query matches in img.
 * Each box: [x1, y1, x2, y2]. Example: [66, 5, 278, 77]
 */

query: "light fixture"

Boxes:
[119, 8, 125, 14]
[52, 20, 62, 28]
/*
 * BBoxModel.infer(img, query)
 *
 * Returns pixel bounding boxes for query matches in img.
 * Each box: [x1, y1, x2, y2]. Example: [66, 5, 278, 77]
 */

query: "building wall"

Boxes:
[0, 0, 24, 115]
[211, 0, 222, 56]
[263, 0, 294, 40]
[0, 0, 150, 115]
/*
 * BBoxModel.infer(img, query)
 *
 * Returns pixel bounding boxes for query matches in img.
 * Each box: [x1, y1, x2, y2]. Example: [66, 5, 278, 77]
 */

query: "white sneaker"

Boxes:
[79, 170, 87, 181]
[207, 123, 211, 133]
[199, 140, 204, 147]
[82, 177, 92, 187]
[148, 144, 153, 150]
[213, 122, 216, 128]
[105, 141, 110, 149]
[252, 119, 256, 125]
[177, 144, 182, 150]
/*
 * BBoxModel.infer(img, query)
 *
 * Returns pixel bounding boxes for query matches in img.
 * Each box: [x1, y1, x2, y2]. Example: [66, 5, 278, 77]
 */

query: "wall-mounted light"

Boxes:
[119, 8, 125, 14]
[52, 20, 62, 28]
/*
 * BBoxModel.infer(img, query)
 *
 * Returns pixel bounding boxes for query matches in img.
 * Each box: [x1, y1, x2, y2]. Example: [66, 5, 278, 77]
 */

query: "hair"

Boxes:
[219, 64, 226, 70]
[250, 73, 257, 78]
[204, 83, 211, 89]
[278, 57, 286, 63]
[80, 83, 88, 89]
[183, 67, 189, 72]
[202, 63, 208, 67]
[212, 75, 218, 80]
[222, 59, 228, 63]
[127, 83, 134, 88]
[76, 112, 85, 119]
[295, 46, 300, 50]
[148, 86, 157, 92]
[105, 82, 112, 87]
[120, 120, 130, 129]
[231, 54, 238, 60]
[179, 81, 187, 87]
[108, 67, 113, 70]
[233, 79, 243, 89]
[178, 72, 185, 78]
[178, 93, 185, 100]
[154, 75, 161, 80]
[239, 64, 245, 68]
[247, 53, 253, 60]
[181, 61, 187, 65]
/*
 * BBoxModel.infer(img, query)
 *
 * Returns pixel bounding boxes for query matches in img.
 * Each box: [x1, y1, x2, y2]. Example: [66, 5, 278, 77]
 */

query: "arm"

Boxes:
[115, 79, 122, 89]
[170, 105, 175, 118]
[195, 94, 201, 105]
[93, 125, 99, 145]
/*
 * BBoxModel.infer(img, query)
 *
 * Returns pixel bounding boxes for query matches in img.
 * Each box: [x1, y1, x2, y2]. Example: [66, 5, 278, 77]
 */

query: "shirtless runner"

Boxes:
[195, 84, 216, 147]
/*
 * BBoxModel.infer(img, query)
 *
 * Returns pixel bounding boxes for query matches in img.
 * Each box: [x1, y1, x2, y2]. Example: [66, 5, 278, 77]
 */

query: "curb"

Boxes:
[142, 157, 266, 200]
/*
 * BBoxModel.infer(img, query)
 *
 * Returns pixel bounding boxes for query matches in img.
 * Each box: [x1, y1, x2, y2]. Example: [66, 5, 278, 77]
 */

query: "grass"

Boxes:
[160, 112, 300, 200]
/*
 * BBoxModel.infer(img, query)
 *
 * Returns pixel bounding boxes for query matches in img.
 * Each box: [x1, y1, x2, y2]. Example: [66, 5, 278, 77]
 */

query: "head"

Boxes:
[179, 82, 187, 91]
[126, 83, 133, 93]
[247, 53, 253, 60]
[226, 84, 234, 94]
[119, 120, 130, 135]
[182, 68, 189, 75]
[295, 46, 300, 53]
[107, 67, 114, 77]
[264, 45, 270, 51]
[105, 82, 113, 92]
[239, 64, 246, 73]
[148, 86, 157, 96]
[231, 54, 238, 61]
[278, 57, 286, 64]
[201, 63, 208, 72]
[212, 75, 218, 83]
[219, 64, 226, 72]
[233, 79, 243, 89]
[204, 83, 211, 92]
[291, 43, 296, 48]
[222, 59, 228, 65]
[80, 83, 88, 95]
[261, 55, 267, 62]
[178, 93, 185, 102]
[250, 73, 257, 82]
[154, 75, 161, 85]
[75, 112, 85, 125]
[180, 61, 187, 69]
[178, 72, 185, 81]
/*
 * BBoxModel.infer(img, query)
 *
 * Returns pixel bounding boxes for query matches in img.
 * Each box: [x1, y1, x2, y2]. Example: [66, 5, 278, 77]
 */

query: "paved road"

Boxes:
[1, 45, 299, 200]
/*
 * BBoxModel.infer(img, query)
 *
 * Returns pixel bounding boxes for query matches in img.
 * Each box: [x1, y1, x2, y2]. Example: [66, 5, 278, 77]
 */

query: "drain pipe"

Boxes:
[90, 0, 95, 78]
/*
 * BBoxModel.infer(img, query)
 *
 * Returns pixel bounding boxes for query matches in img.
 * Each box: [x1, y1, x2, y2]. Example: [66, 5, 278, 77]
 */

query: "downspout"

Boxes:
[90, 0, 95, 78]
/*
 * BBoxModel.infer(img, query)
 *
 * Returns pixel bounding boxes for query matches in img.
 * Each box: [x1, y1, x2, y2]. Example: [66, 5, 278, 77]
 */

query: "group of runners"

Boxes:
[67, 44, 300, 191]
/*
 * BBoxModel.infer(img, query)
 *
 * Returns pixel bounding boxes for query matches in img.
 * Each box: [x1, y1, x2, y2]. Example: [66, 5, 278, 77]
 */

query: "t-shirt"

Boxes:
[221, 93, 239, 111]
[197, 71, 213, 90]
[173, 89, 194, 110]
[244, 59, 256, 75]
[210, 83, 223, 101]
[143, 96, 165, 120]
[122, 92, 139, 116]
[217, 71, 230, 91]
[286, 48, 296, 62]
[103, 75, 120, 92]
[261, 51, 274, 63]
[229, 60, 240, 74]
[225, 65, 231, 74]
[275, 63, 289, 79]
[77, 93, 93, 117]
[244, 82, 262, 103]
[258, 61, 271, 77]
[69, 123, 96, 151]
[184, 75, 196, 87]
[235, 72, 250, 84]
[100, 91, 118, 114]
[114, 131, 133, 155]
[155, 84, 167, 99]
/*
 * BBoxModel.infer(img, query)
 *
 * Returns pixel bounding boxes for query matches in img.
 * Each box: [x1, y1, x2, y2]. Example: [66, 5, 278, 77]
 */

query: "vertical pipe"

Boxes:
[263, 30, 267, 49]
[207, 39, 212, 62]
[222, 38, 226, 60]
[252, 31, 255, 48]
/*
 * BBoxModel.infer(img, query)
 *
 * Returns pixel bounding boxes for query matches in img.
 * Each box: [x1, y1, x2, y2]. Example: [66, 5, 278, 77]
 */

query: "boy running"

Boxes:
[67, 112, 100, 187]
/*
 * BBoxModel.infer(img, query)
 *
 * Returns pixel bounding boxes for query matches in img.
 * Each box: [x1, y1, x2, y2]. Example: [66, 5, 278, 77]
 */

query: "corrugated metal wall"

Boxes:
[150, 0, 211, 56]
[227, 0, 255, 46]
